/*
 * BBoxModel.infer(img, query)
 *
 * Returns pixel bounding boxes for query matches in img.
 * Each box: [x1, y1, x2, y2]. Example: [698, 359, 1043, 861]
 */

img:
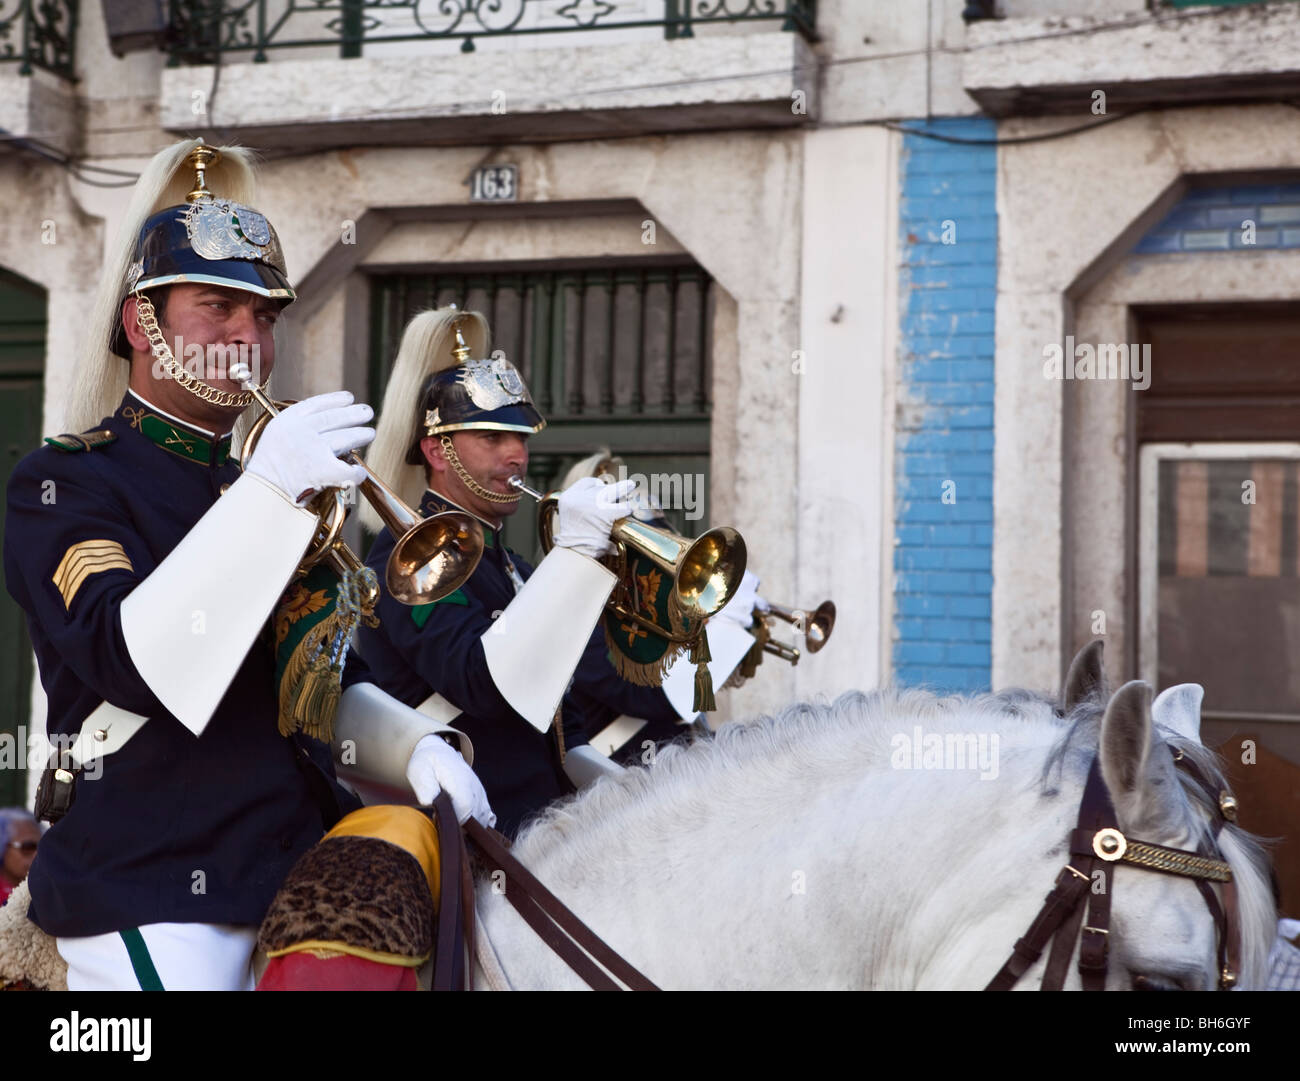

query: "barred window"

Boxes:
[369, 262, 714, 558]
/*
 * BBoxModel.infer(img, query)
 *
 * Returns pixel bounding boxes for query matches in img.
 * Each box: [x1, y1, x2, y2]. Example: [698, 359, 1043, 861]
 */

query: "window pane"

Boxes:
[1156, 455, 1300, 715]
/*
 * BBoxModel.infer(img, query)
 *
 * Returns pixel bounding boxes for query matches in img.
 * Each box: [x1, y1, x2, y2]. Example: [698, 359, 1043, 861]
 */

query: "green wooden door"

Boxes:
[0, 270, 45, 805]
[369, 263, 713, 564]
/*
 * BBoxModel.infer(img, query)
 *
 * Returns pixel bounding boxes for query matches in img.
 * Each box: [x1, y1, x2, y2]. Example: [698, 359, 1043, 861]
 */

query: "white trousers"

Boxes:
[58, 923, 258, 991]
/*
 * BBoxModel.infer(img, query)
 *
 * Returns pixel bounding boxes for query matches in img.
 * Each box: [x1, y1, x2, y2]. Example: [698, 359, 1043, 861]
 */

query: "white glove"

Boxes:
[406, 733, 496, 826]
[715, 569, 760, 630]
[244, 392, 374, 506]
[552, 477, 637, 559]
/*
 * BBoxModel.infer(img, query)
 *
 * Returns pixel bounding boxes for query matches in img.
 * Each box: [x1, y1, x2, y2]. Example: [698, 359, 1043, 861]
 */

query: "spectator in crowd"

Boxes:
[0, 808, 40, 906]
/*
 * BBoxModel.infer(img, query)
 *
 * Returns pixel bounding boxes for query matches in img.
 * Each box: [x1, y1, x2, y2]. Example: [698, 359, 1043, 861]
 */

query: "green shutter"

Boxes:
[0, 269, 45, 805]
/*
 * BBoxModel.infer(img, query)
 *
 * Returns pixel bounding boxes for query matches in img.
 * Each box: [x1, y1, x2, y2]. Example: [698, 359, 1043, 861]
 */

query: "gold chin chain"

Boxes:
[134, 291, 267, 409]
[439, 435, 522, 505]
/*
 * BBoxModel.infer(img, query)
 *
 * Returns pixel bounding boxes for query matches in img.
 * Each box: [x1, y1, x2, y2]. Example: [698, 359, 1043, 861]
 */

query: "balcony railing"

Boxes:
[167, 0, 817, 63]
[0, 0, 77, 77]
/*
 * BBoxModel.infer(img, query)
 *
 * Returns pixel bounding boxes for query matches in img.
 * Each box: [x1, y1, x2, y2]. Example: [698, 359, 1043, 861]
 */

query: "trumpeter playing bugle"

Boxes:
[360, 308, 740, 834]
[2, 141, 489, 991]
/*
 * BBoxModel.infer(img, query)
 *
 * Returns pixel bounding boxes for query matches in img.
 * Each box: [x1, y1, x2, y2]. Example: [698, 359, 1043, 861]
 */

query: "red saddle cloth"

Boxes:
[258, 951, 419, 992]
[254, 805, 439, 992]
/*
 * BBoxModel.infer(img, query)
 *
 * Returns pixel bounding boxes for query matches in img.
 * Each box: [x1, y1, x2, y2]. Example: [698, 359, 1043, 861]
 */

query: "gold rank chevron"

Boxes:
[52, 540, 133, 609]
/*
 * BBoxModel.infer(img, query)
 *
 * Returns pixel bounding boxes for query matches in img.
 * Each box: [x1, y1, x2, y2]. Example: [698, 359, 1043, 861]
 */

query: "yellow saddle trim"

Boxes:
[265, 940, 430, 968]
[325, 804, 441, 903]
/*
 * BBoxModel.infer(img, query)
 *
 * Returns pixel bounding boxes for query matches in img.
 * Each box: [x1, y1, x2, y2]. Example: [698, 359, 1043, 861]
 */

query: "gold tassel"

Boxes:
[294, 662, 342, 744]
[278, 610, 355, 744]
[691, 630, 715, 713]
[602, 623, 684, 687]
[279, 616, 346, 742]
[276, 567, 379, 744]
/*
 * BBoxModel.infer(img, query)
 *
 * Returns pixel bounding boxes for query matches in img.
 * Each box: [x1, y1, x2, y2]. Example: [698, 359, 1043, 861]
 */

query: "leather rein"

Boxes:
[428, 794, 659, 991]
[986, 751, 1241, 991]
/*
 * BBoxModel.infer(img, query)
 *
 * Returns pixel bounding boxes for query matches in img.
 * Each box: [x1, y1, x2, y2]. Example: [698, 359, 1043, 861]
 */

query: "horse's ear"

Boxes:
[1152, 683, 1204, 744]
[1098, 680, 1157, 822]
[1061, 639, 1106, 713]
[1100, 679, 1185, 833]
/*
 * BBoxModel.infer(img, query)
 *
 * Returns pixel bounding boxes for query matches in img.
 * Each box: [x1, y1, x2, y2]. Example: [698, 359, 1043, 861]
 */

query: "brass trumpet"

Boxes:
[232, 362, 484, 605]
[756, 599, 836, 665]
[508, 475, 747, 628]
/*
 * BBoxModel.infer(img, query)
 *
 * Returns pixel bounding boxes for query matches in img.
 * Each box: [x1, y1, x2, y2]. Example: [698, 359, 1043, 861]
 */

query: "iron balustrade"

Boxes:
[0, 0, 77, 78]
[166, 0, 817, 63]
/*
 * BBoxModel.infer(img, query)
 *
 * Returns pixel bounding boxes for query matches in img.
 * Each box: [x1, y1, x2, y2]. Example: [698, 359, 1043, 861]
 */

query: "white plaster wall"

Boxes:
[0, 160, 103, 434]
[816, 0, 980, 123]
[158, 32, 812, 134]
[74, 0, 171, 159]
[785, 124, 896, 708]
[363, 216, 686, 267]
[967, 1, 1300, 103]
[0, 69, 78, 156]
[995, 104, 1300, 691]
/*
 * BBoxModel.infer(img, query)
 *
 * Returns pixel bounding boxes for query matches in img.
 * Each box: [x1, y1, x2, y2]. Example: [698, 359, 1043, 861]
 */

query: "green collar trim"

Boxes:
[120, 398, 232, 468]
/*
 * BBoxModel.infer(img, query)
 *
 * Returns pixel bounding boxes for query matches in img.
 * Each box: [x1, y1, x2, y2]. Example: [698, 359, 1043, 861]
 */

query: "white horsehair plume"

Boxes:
[361, 306, 490, 534]
[559, 448, 619, 492]
[71, 140, 262, 434]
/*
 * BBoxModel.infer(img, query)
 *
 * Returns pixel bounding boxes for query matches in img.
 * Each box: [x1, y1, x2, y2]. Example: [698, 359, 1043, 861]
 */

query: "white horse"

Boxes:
[0, 645, 1276, 991]
[474, 644, 1276, 990]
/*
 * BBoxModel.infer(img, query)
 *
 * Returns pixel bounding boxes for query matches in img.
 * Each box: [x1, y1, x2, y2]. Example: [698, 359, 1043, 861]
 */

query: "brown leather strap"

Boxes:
[501, 880, 625, 990]
[431, 793, 469, 992]
[1220, 876, 1241, 987]
[1041, 880, 1088, 990]
[985, 866, 1090, 990]
[1071, 762, 1116, 991]
[988, 759, 1116, 991]
[464, 818, 659, 991]
[460, 828, 476, 992]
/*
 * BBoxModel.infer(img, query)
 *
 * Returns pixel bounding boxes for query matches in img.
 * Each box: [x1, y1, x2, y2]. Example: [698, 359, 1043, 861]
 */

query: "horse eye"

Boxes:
[1132, 973, 1184, 991]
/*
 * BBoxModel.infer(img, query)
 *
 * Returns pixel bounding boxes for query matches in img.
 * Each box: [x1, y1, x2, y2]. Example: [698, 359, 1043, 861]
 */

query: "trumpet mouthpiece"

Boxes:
[508, 475, 543, 500]
[229, 361, 253, 385]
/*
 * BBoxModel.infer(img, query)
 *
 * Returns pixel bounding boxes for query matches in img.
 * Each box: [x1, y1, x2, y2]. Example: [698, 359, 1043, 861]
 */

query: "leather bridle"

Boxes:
[986, 750, 1241, 991]
[427, 793, 660, 991]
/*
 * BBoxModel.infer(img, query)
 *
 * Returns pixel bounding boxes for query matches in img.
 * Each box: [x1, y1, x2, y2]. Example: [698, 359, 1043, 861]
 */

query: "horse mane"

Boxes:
[516, 685, 1277, 987]
[515, 687, 1063, 868]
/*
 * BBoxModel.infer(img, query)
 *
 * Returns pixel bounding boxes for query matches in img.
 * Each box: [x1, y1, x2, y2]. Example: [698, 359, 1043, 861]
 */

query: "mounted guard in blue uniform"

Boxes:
[357, 308, 759, 834]
[2, 141, 490, 990]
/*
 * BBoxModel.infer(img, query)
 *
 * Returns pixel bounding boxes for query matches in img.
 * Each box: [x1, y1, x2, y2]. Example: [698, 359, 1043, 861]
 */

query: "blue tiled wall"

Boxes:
[1136, 183, 1300, 253]
[894, 117, 997, 692]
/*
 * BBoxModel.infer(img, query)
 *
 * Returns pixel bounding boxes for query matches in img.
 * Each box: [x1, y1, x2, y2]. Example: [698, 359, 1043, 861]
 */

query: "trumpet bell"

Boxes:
[675, 526, 746, 619]
[529, 479, 747, 635]
[387, 511, 485, 606]
[610, 519, 747, 622]
[761, 598, 837, 664]
[803, 600, 836, 653]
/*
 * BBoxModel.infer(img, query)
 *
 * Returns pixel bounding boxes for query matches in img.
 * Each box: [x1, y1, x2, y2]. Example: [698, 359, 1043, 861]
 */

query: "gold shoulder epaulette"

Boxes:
[44, 429, 117, 453]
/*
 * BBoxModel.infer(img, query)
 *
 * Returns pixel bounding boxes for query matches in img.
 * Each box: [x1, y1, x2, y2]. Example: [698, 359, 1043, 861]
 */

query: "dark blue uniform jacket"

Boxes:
[358, 489, 675, 836]
[3, 392, 358, 937]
